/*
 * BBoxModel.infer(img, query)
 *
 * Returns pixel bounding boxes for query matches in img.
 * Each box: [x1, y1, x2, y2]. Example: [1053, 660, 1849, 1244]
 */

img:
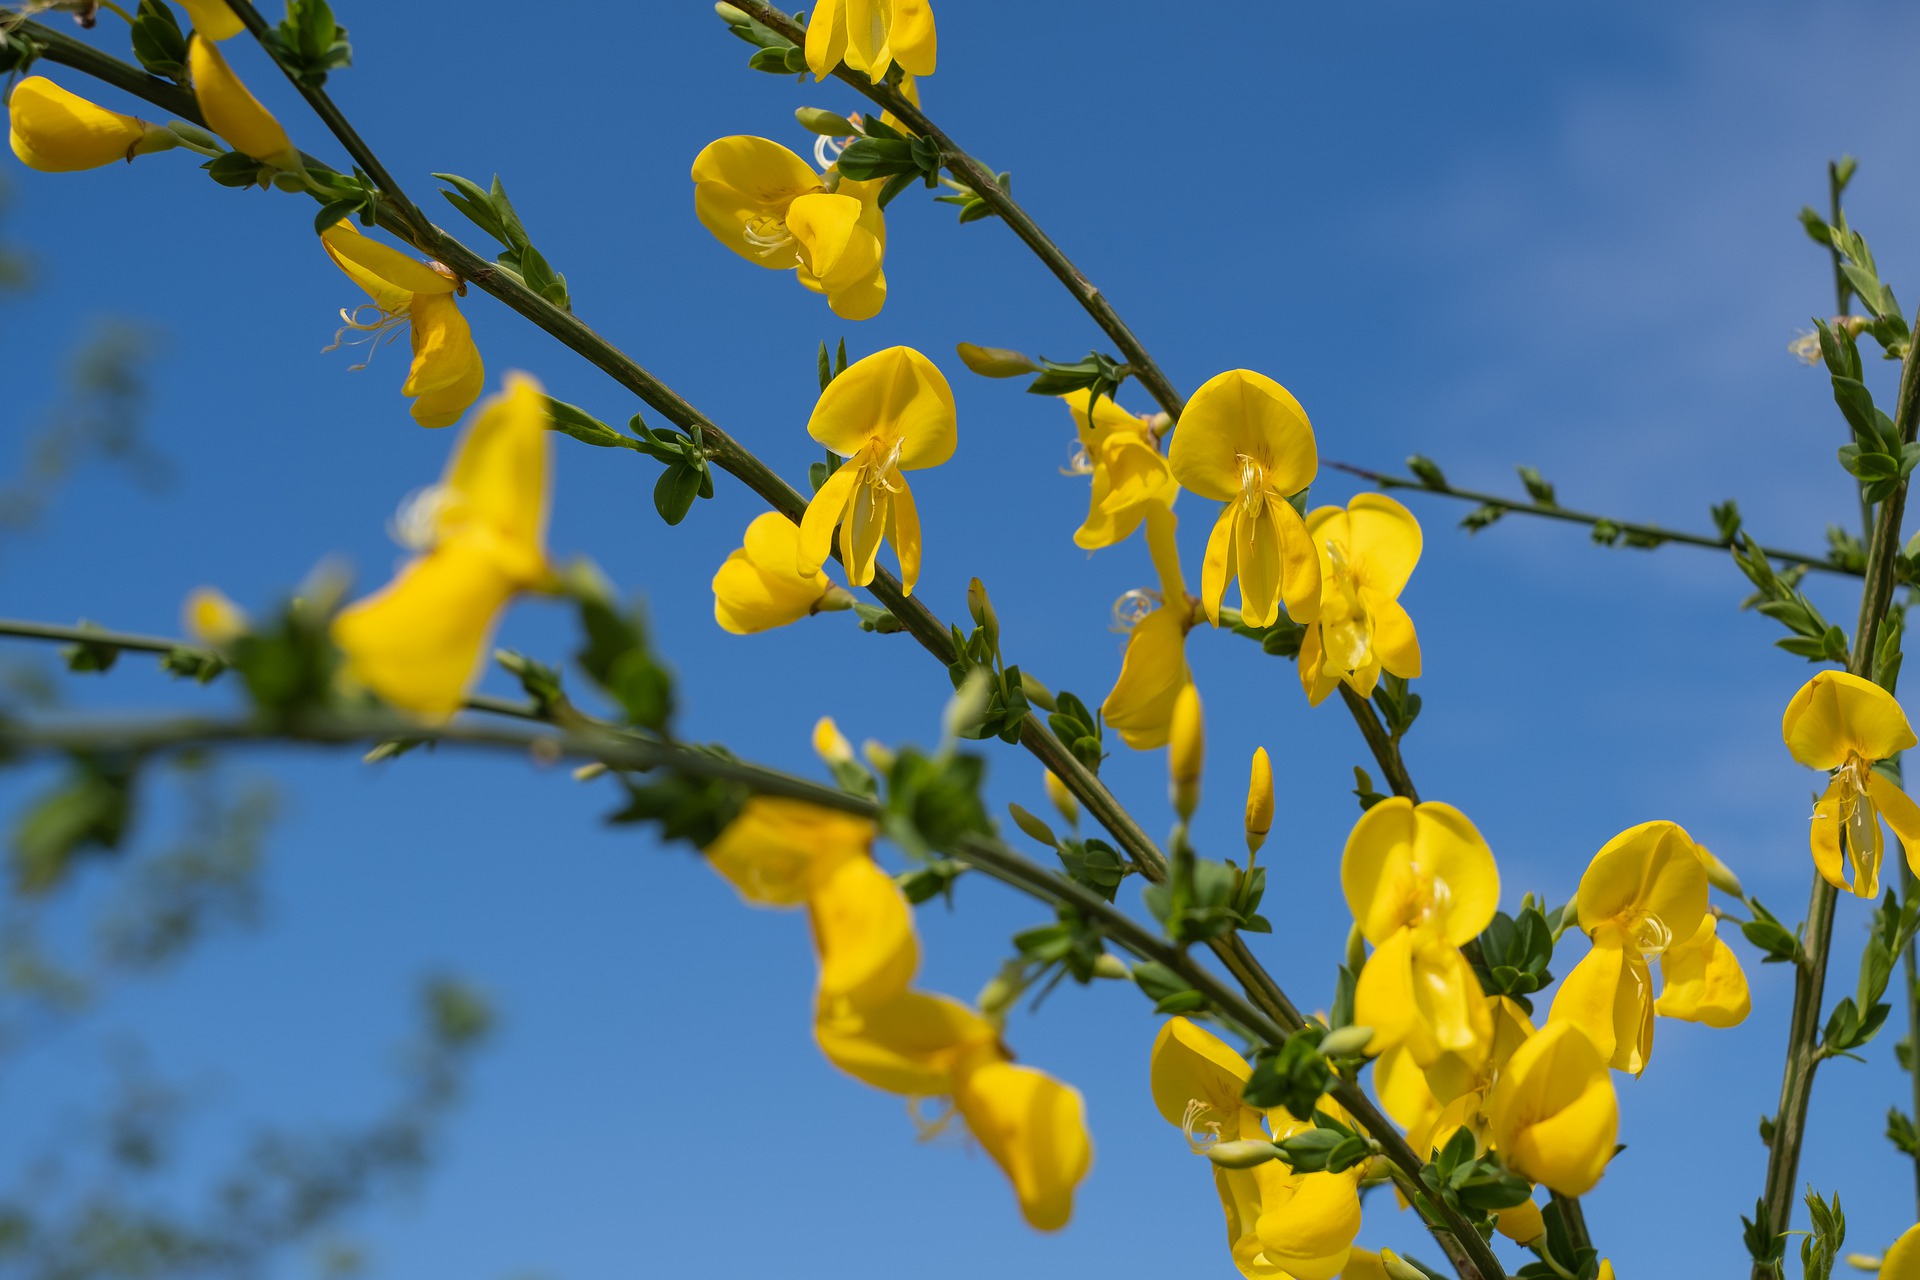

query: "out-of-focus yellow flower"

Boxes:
[1150, 1018, 1362, 1280]
[1550, 821, 1747, 1074]
[331, 374, 553, 718]
[1044, 769, 1080, 827]
[1063, 389, 1177, 550]
[704, 795, 877, 906]
[808, 840, 918, 1008]
[1344, 798, 1499, 1082]
[1104, 506, 1196, 749]
[1170, 684, 1204, 820]
[1298, 494, 1421, 706]
[1883, 1224, 1920, 1280]
[713, 512, 842, 633]
[1783, 670, 1920, 898]
[188, 35, 299, 168]
[692, 135, 888, 320]
[321, 220, 484, 429]
[817, 987, 1090, 1229]
[180, 0, 243, 38]
[7, 77, 180, 172]
[1167, 369, 1320, 629]
[1245, 747, 1274, 856]
[1486, 1021, 1619, 1197]
[183, 586, 248, 646]
[798, 345, 955, 594]
[813, 716, 856, 766]
[804, 0, 937, 83]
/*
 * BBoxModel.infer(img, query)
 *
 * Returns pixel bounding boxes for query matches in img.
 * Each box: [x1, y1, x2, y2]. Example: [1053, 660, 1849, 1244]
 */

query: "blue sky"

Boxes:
[5, 0, 1920, 1275]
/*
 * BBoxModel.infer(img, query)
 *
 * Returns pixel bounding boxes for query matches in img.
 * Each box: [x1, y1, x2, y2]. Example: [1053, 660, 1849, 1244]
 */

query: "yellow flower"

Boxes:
[809, 849, 919, 1009]
[1103, 506, 1196, 749]
[331, 374, 553, 718]
[813, 716, 856, 765]
[691, 135, 888, 320]
[1245, 747, 1274, 856]
[816, 989, 1091, 1229]
[1783, 669, 1920, 898]
[1150, 1018, 1362, 1280]
[705, 796, 876, 905]
[1884, 1224, 1920, 1280]
[1167, 369, 1321, 629]
[797, 345, 955, 594]
[321, 221, 485, 429]
[1374, 994, 1533, 1155]
[804, 0, 937, 83]
[713, 512, 841, 633]
[7, 77, 179, 173]
[1343, 798, 1500, 1079]
[180, 0, 243, 38]
[1493, 1196, 1545, 1247]
[182, 586, 248, 646]
[1298, 495, 1422, 706]
[1063, 389, 1177, 550]
[1549, 820, 1747, 1073]
[188, 35, 299, 168]
[1486, 1021, 1619, 1196]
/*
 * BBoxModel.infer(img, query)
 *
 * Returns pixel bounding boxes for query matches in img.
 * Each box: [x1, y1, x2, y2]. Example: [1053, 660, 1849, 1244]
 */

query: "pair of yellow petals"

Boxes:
[803, 0, 936, 84]
[703, 795, 1091, 1230]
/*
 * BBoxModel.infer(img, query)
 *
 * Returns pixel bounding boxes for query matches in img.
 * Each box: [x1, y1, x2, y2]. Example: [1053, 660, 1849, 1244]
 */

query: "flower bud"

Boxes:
[1169, 684, 1203, 821]
[1344, 922, 1368, 974]
[8, 77, 178, 173]
[1696, 844, 1745, 898]
[861, 739, 896, 774]
[812, 716, 854, 766]
[1317, 1025, 1373, 1058]
[1008, 802, 1059, 849]
[1381, 1250, 1429, 1280]
[189, 34, 300, 169]
[1091, 953, 1129, 980]
[1494, 1197, 1546, 1247]
[956, 342, 1039, 378]
[1018, 669, 1057, 711]
[1043, 770, 1080, 826]
[183, 586, 248, 646]
[572, 762, 608, 782]
[796, 106, 860, 136]
[943, 667, 993, 743]
[1244, 746, 1273, 856]
[967, 576, 999, 653]
[1204, 1139, 1283, 1170]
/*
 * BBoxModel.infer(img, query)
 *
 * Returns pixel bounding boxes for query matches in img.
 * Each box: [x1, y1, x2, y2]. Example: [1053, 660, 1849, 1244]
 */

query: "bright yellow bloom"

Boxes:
[713, 512, 839, 633]
[1103, 505, 1196, 749]
[1063, 389, 1177, 550]
[7, 77, 179, 173]
[180, 0, 243, 38]
[182, 586, 248, 646]
[1783, 669, 1920, 898]
[1167, 369, 1321, 629]
[188, 35, 298, 168]
[1344, 798, 1499, 1080]
[816, 989, 1090, 1229]
[1374, 994, 1533, 1155]
[798, 345, 955, 594]
[1884, 1224, 1920, 1280]
[1549, 820, 1747, 1073]
[704, 796, 877, 906]
[1245, 747, 1274, 856]
[804, 0, 937, 83]
[1170, 683, 1204, 820]
[1150, 1018, 1363, 1280]
[1486, 1021, 1619, 1196]
[1298, 494, 1422, 706]
[692, 136, 888, 320]
[331, 374, 553, 718]
[321, 221, 484, 429]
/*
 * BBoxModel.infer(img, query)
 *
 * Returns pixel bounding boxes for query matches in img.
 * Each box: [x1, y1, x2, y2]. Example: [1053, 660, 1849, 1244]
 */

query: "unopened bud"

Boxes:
[812, 716, 854, 766]
[1344, 923, 1368, 974]
[814, 584, 856, 614]
[1091, 953, 1129, 980]
[943, 667, 993, 743]
[1205, 1140, 1283, 1170]
[1169, 684, 1204, 821]
[862, 739, 895, 774]
[183, 586, 248, 646]
[977, 962, 1025, 1016]
[1844, 1253, 1883, 1271]
[572, 762, 609, 782]
[1696, 844, 1745, 898]
[1381, 1250, 1429, 1280]
[714, 2, 748, 22]
[955, 342, 1039, 378]
[1043, 770, 1080, 826]
[1318, 1025, 1374, 1058]
[1008, 802, 1059, 849]
[967, 577, 1000, 652]
[796, 106, 860, 136]
[165, 120, 219, 151]
[1018, 670, 1057, 712]
[1244, 746, 1274, 856]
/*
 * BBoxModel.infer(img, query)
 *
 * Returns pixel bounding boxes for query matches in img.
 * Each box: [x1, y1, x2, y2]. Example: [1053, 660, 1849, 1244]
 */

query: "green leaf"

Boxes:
[653, 463, 706, 525]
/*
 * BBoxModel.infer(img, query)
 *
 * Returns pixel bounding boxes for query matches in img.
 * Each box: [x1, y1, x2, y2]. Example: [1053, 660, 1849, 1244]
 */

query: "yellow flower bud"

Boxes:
[812, 715, 855, 766]
[1695, 843, 1745, 897]
[1169, 683, 1204, 820]
[1317, 1025, 1373, 1058]
[188, 35, 300, 169]
[1043, 769, 1079, 826]
[1381, 1249, 1429, 1280]
[179, 0, 244, 39]
[1205, 1139, 1283, 1169]
[1245, 745, 1274, 855]
[795, 106, 860, 136]
[1494, 1197, 1545, 1246]
[182, 586, 247, 646]
[955, 342, 1039, 378]
[7, 77, 178, 173]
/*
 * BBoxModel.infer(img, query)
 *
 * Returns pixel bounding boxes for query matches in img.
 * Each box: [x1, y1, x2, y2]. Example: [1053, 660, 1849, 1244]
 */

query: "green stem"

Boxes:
[1905, 863, 1920, 1220]
[1338, 684, 1419, 802]
[1827, 160, 1873, 546]
[1328, 462, 1853, 578]
[1753, 294, 1920, 1278]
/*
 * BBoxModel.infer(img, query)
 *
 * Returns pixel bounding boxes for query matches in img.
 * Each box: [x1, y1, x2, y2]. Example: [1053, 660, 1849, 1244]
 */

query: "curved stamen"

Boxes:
[1111, 588, 1161, 633]
[323, 302, 409, 371]
[1061, 438, 1095, 477]
[1235, 452, 1270, 515]
[390, 484, 456, 553]
[742, 214, 797, 260]
[1180, 1098, 1223, 1155]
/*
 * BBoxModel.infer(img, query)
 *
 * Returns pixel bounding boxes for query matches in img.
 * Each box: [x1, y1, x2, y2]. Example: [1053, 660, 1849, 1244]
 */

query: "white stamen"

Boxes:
[324, 302, 409, 371]
[1111, 588, 1161, 633]
[1061, 438, 1094, 477]
[390, 484, 455, 553]
[741, 214, 797, 260]
[1181, 1099, 1223, 1155]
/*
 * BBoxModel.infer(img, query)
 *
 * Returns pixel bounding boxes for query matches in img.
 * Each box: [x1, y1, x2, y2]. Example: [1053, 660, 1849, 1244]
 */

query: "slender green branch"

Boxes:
[724, 0, 1187, 422]
[1328, 462, 1855, 578]
[1753, 294, 1920, 1277]
[1338, 685, 1419, 802]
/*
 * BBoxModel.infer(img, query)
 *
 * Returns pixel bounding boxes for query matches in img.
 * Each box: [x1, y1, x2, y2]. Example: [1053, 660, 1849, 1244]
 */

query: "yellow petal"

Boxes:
[880, 0, 937, 78]
[952, 1054, 1092, 1231]
[803, 0, 849, 79]
[714, 513, 829, 634]
[331, 539, 517, 721]
[1573, 820, 1710, 947]
[440, 372, 550, 573]
[1494, 1197, 1546, 1246]
[690, 135, 822, 267]
[1487, 1021, 1619, 1196]
[183, 586, 247, 645]
[1254, 1169, 1362, 1280]
[1548, 931, 1655, 1074]
[321, 221, 458, 299]
[798, 458, 862, 578]
[1345, 493, 1422, 599]
[1272, 497, 1323, 624]
[788, 191, 883, 294]
[1339, 1249, 1392, 1280]
[1884, 1224, 1920, 1280]
[1235, 502, 1281, 628]
[1102, 607, 1190, 751]
[1341, 797, 1499, 946]
[1200, 503, 1236, 628]
[409, 351, 487, 432]
[403, 292, 485, 427]
[1810, 776, 1852, 893]
[179, 0, 244, 39]
[887, 473, 922, 595]
[703, 796, 873, 906]
[7, 77, 170, 173]
[814, 988, 993, 1095]
[1168, 369, 1317, 501]
[1782, 669, 1917, 770]
[1149, 1015, 1251, 1124]
[188, 36, 295, 166]
[809, 851, 919, 1010]
[1367, 592, 1422, 678]
[840, 467, 889, 588]
[807, 345, 956, 468]
[1868, 768, 1920, 885]
[1654, 916, 1750, 1028]
[1144, 504, 1187, 603]
[1298, 621, 1342, 707]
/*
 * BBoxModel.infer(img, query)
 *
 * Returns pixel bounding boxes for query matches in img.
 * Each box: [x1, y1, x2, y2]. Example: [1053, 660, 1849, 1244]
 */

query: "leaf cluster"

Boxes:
[1468, 905, 1555, 1009]
[263, 0, 353, 88]
[435, 173, 570, 309]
